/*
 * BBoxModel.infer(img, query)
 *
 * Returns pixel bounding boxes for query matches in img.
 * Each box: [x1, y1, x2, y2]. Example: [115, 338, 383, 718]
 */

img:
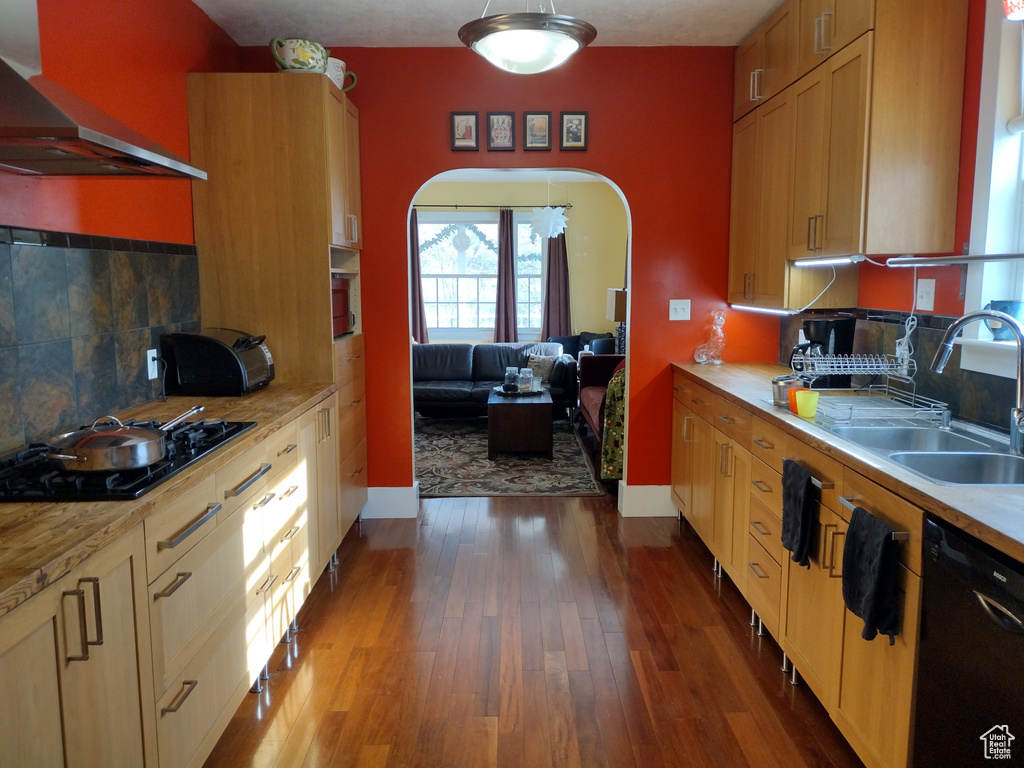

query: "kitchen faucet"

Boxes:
[931, 310, 1024, 455]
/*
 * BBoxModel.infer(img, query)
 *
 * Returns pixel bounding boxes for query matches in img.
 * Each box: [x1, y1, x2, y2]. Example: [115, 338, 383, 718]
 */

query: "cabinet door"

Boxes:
[0, 584, 65, 767]
[728, 111, 760, 304]
[343, 97, 362, 249]
[761, 1, 797, 101]
[819, 32, 871, 256]
[60, 527, 151, 767]
[315, 394, 342, 569]
[670, 399, 694, 517]
[781, 503, 847, 706]
[754, 92, 794, 307]
[713, 435, 751, 589]
[825, 0, 873, 59]
[688, 415, 716, 539]
[327, 88, 350, 248]
[788, 66, 827, 258]
[834, 565, 920, 768]
[733, 31, 764, 120]
[711, 430, 735, 566]
[794, 0, 830, 76]
[298, 406, 322, 577]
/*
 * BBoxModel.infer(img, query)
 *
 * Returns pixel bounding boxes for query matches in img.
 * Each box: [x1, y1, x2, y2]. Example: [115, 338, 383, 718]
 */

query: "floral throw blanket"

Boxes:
[600, 368, 626, 480]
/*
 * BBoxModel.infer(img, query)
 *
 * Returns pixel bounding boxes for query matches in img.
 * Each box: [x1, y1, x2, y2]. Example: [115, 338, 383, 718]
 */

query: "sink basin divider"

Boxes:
[838, 494, 911, 540]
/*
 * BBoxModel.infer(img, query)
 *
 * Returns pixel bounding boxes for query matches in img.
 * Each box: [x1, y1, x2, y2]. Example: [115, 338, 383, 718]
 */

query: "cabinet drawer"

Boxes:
[784, 439, 844, 513]
[334, 333, 365, 389]
[713, 396, 752, 448]
[216, 443, 270, 520]
[746, 534, 782, 632]
[149, 509, 247, 695]
[751, 417, 789, 474]
[144, 474, 219, 583]
[262, 421, 299, 484]
[841, 469, 925, 574]
[681, 379, 714, 422]
[337, 374, 367, 442]
[749, 456, 783, 519]
[748, 495, 783, 564]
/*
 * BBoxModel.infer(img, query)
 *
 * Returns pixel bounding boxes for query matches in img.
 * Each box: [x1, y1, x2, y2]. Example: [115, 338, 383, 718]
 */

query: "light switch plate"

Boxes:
[669, 299, 691, 321]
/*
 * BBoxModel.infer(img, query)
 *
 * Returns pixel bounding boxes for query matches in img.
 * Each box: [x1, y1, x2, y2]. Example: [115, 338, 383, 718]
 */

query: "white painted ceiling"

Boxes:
[190, 0, 778, 48]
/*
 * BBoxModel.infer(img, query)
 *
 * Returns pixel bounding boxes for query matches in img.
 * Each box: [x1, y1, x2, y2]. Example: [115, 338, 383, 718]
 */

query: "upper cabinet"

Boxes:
[733, 1, 797, 121]
[729, 0, 968, 310]
[188, 73, 363, 384]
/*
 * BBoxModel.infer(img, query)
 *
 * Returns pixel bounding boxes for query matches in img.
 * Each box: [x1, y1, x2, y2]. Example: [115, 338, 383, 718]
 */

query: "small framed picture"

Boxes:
[451, 112, 479, 151]
[523, 111, 552, 151]
[560, 111, 588, 151]
[486, 112, 515, 151]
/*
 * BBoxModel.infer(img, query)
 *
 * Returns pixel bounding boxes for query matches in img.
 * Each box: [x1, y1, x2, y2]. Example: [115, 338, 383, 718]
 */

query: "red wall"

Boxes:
[299, 46, 782, 489]
[0, 0, 240, 242]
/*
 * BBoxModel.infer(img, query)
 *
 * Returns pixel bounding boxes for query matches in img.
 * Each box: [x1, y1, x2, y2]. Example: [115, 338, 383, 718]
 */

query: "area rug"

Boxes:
[414, 417, 605, 497]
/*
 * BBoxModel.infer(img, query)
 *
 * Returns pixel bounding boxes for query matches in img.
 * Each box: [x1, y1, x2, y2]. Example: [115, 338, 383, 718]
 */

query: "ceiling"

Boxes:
[190, 0, 777, 48]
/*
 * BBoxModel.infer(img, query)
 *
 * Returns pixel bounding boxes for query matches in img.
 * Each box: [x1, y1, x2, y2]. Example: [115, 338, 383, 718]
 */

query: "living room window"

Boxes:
[417, 211, 545, 341]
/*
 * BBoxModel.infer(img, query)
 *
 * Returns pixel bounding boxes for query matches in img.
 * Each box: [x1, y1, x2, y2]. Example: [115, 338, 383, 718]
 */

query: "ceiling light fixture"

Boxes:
[458, 1, 597, 75]
[1006, 0, 1024, 20]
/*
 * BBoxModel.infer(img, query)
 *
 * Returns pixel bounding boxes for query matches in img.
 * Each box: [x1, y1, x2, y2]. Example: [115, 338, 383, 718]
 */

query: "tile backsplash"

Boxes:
[0, 226, 200, 454]
[780, 309, 1016, 433]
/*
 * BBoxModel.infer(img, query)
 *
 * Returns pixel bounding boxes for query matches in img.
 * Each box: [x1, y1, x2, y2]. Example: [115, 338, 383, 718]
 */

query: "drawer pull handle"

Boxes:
[748, 562, 769, 580]
[717, 415, 736, 425]
[63, 577, 103, 662]
[256, 574, 278, 595]
[154, 571, 193, 599]
[162, 680, 199, 714]
[751, 479, 772, 493]
[838, 496, 911, 540]
[284, 566, 302, 583]
[157, 502, 221, 551]
[783, 459, 833, 489]
[349, 398, 362, 406]
[352, 466, 364, 477]
[825, 527, 846, 578]
[281, 526, 299, 542]
[254, 492, 277, 509]
[753, 438, 774, 449]
[281, 485, 300, 499]
[750, 521, 770, 535]
[277, 443, 297, 457]
[226, 463, 272, 498]
[692, 398, 706, 407]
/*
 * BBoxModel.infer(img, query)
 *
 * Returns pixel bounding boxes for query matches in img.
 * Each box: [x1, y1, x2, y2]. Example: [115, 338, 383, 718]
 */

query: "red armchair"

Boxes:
[577, 354, 625, 439]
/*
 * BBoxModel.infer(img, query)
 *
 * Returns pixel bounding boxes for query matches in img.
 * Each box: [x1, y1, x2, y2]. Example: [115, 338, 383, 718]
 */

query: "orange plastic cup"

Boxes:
[788, 387, 809, 414]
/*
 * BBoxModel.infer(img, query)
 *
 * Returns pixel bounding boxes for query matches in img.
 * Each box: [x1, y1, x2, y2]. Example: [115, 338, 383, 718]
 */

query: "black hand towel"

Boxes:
[842, 506, 900, 645]
[781, 458, 815, 568]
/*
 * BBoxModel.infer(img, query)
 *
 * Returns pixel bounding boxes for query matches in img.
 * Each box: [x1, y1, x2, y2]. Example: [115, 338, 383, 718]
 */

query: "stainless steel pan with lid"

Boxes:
[46, 405, 204, 471]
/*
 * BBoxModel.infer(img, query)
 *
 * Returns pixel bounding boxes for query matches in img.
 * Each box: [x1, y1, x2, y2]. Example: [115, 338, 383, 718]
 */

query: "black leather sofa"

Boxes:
[412, 341, 577, 418]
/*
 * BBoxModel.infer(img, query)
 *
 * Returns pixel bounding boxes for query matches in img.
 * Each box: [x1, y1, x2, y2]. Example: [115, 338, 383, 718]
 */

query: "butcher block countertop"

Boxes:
[0, 381, 335, 618]
[674, 362, 1024, 565]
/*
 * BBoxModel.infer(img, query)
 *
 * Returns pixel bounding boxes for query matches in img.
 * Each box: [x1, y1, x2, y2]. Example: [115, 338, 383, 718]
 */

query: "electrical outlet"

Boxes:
[146, 349, 158, 380]
[669, 299, 691, 321]
[916, 279, 935, 312]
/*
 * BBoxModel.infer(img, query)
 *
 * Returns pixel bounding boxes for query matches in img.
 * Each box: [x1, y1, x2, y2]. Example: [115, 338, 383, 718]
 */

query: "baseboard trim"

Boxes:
[616, 482, 676, 518]
[361, 483, 420, 519]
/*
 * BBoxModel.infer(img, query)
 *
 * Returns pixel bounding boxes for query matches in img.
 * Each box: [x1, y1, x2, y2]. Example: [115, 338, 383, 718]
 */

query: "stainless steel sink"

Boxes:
[828, 425, 996, 453]
[888, 451, 1024, 485]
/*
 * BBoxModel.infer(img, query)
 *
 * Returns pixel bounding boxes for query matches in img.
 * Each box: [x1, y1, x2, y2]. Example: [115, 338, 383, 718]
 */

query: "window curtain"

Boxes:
[409, 209, 429, 344]
[541, 233, 571, 340]
[494, 207, 518, 342]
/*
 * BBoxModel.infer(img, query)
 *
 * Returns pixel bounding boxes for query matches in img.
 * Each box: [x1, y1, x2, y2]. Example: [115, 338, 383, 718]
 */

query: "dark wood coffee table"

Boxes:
[487, 389, 553, 460]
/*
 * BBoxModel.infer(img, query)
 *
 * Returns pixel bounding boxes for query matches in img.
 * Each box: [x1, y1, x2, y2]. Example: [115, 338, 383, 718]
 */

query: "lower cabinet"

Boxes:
[0, 525, 156, 768]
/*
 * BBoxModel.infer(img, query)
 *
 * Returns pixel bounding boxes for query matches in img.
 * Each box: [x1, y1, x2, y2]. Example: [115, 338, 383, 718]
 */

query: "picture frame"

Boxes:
[559, 111, 588, 151]
[523, 111, 552, 151]
[486, 112, 515, 151]
[451, 112, 479, 151]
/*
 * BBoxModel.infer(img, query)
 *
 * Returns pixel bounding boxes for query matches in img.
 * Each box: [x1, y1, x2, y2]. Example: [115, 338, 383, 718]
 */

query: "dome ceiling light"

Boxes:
[458, 1, 597, 75]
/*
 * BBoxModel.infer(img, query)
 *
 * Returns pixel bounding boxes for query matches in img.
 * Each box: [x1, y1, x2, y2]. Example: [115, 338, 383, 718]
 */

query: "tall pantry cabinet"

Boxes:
[187, 72, 368, 574]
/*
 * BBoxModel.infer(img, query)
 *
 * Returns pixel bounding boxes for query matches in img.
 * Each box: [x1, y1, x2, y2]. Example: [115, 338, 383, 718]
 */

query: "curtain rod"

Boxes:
[413, 203, 572, 210]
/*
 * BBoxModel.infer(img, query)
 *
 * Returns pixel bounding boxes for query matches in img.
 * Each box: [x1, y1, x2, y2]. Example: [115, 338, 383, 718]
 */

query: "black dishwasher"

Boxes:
[914, 517, 1024, 766]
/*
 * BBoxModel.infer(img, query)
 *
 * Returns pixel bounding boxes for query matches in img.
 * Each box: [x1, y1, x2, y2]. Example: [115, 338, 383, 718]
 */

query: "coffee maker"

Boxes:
[790, 316, 857, 388]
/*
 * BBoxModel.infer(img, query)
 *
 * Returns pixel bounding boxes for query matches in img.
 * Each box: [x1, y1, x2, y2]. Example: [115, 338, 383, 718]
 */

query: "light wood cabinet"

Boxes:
[712, 431, 752, 589]
[303, 393, 343, 572]
[670, 397, 694, 518]
[188, 72, 363, 387]
[794, 0, 873, 79]
[0, 526, 156, 767]
[733, 0, 798, 121]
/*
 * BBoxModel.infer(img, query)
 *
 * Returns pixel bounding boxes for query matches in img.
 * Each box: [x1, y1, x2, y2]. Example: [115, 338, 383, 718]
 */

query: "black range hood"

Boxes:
[0, 58, 206, 179]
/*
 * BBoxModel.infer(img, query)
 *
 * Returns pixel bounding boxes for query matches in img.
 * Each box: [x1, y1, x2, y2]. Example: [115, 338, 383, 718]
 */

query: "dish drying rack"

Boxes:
[790, 353, 949, 426]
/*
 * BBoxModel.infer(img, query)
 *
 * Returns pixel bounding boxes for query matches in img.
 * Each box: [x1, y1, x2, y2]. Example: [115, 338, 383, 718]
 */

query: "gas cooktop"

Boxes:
[0, 418, 256, 502]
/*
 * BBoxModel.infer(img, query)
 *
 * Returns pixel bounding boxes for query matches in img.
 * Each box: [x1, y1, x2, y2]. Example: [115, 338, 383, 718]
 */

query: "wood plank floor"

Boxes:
[204, 495, 864, 768]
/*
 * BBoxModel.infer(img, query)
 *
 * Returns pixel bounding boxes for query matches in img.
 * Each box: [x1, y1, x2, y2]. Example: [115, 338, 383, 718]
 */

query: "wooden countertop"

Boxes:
[0, 381, 335, 618]
[673, 362, 1024, 564]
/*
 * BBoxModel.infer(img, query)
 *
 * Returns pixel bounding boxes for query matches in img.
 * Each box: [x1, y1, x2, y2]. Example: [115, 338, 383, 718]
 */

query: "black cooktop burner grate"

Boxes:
[0, 419, 257, 502]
